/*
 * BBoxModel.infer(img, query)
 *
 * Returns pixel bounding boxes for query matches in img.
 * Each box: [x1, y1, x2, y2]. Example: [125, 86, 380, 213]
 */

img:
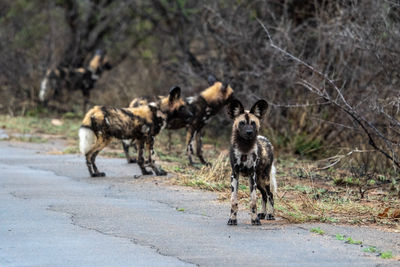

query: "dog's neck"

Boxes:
[149, 102, 168, 135]
[231, 131, 258, 154]
[196, 95, 228, 117]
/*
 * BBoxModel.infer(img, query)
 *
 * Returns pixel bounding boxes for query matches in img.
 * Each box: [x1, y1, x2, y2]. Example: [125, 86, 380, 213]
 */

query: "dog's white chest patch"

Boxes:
[186, 96, 195, 104]
[234, 146, 258, 168]
[122, 139, 131, 145]
[156, 111, 167, 130]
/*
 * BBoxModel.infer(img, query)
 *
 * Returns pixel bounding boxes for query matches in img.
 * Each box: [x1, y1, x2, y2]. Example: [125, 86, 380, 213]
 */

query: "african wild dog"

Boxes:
[227, 99, 277, 226]
[123, 75, 234, 166]
[121, 94, 194, 163]
[39, 49, 111, 112]
[79, 86, 192, 177]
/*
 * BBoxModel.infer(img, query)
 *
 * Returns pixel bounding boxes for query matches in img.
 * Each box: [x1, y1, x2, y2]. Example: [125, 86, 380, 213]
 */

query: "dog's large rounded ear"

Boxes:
[208, 74, 217, 86]
[222, 77, 232, 93]
[250, 100, 268, 119]
[227, 99, 244, 119]
[169, 86, 181, 103]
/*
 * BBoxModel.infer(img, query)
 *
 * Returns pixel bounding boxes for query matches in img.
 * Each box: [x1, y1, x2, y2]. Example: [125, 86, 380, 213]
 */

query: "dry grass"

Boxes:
[167, 151, 400, 231]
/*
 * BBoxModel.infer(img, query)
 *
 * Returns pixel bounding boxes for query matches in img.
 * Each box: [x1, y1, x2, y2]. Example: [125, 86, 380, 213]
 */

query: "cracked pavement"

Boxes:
[0, 141, 399, 266]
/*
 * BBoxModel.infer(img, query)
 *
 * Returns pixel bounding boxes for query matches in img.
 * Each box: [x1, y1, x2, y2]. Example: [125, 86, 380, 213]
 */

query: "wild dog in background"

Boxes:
[122, 94, 193, 163]
[123, 75, 234, 166]
[184, 75, 234, 166]
[227, 99, 277, 226]
[39, 49, 111, 112]
[79, 86, 191, 177]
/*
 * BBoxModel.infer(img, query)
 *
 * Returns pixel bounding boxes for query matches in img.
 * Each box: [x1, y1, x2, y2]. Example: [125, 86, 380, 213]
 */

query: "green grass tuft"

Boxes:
[363, 246, 378, 253]
[335, 233, 345, 241]
[310, 227, 325, 235]
[380, 251, 393, 259]
[345, 237, 362, 245]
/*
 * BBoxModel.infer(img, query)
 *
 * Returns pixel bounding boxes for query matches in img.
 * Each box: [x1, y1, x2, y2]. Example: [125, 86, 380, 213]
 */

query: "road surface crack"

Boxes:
[48, 206, 198, 266]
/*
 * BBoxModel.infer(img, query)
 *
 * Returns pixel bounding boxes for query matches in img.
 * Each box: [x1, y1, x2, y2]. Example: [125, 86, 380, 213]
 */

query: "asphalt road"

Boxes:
[0, 141, 399, 266]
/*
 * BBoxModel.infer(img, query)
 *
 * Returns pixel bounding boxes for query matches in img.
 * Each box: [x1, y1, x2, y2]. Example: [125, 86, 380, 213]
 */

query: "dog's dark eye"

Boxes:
[239, 121, 245, 126]
[179, 106, 184, 111]
[251, 121, 256, 127]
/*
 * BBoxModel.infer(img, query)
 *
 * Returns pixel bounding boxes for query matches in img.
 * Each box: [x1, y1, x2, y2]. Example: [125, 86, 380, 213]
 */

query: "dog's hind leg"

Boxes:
[85, 151, 96, 177]
[122, 139, 137, 163]
[195, 128, 211, 167]
[122, 140, 131, 163]
[186, 128, 196, 166]
[89, 137, 111, 177]
[265, 184, 275, 220]
[257, 183, 268, 220]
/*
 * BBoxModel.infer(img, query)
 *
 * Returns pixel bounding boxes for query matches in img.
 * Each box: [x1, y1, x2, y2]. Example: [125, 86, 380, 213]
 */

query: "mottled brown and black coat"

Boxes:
[227, 99, 277, 226]
[123, 75, 234, 166]
[122, 94, 193, 163]
[39, 50, 111, 111]
[79, 86, 191, 177]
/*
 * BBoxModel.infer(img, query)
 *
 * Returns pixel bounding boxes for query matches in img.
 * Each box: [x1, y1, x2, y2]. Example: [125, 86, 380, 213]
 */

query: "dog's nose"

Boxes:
[246, 130, 253, 136]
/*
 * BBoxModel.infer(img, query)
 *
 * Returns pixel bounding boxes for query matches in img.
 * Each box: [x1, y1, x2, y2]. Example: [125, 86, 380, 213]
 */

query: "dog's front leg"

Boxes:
[227, 171, 239, 225]
[146, 136, 167, 176]
[250, 173, 261, 225]
[145, 136, 154, 165]
[136, 139, 152, 176]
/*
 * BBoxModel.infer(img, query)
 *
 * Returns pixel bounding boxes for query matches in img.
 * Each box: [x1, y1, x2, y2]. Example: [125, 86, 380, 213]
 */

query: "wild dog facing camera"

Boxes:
[227, 99, 276, 226]
[228, 99, 268, 142]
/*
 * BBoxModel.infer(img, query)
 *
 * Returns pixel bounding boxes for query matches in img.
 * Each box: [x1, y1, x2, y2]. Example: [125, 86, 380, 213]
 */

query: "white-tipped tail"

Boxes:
[39, 77, 48, 101]
[271, 162, 277, 194]
[79, 127, 96, 155]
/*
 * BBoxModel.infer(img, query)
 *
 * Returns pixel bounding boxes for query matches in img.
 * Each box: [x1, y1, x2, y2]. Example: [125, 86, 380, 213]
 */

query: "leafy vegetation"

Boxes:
[345, 237, 362, 245]
[334, 235, 395, 260]
[363, 246, 378, 253]
[380, 251, 393, 259]
[310, 227, 325, 235]
[335, 234, 345, 241]
[2, 1, 400, 172]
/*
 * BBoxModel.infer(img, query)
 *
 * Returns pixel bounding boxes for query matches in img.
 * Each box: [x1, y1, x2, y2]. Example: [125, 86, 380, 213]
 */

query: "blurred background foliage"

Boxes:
[1, 0, 400, 170]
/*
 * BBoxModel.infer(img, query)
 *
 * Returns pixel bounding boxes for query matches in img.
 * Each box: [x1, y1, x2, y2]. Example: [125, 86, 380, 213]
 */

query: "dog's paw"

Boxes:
[251, 218, 261, 225]
[141, 170, 153, 175]
[266, 214, 275, 220]
[155, 168, 167, 176]
[257, 213, 266, 220]
[91, 172, 106, 177]
[128, 158, 137, 164]
[227, 219, 237, 225]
